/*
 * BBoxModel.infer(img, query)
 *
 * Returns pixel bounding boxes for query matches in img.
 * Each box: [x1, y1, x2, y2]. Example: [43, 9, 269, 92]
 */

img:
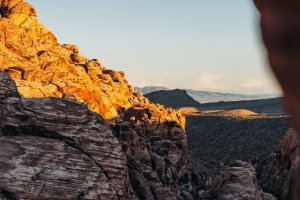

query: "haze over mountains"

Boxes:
[145, 88, 287, 116]
[136, 86, 280, 104]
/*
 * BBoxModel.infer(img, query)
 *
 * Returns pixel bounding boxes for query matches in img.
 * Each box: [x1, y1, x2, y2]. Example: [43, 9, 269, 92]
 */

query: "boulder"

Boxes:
[210, 160, 260, 199]
[0, 71, 128, 199]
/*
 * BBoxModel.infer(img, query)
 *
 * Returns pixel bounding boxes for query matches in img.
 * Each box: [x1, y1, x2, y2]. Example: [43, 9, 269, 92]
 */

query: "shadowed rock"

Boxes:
[0, 136, 118, 200]
[198, 160, 276, 200]
[114, 107, 190, 199]
[257, 128, 300, 200]
[0, 71, 128, 199]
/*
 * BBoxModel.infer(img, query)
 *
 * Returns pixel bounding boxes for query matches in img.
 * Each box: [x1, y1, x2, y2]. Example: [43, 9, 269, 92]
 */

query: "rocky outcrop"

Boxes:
[0, 70, 190, 199]
[0, 70, 189, 199]
[198, 160, 276, 200]
[0, 0, 185, 129]
[0, 0, 190, 199]
[0, 72, 129, 199]
[210, 161, 263, 199]
[256, 128, 300, 200]
[112, 107, 190, 199]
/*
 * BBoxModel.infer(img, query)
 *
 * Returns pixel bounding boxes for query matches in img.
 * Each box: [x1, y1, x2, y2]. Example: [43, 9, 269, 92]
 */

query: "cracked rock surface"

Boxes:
[0, 71, 128, 199]
[0, 71, 191, 200]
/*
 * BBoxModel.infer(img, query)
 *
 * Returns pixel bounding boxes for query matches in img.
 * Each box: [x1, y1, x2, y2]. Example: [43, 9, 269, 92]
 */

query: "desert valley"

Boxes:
[0, 0, 298, 200]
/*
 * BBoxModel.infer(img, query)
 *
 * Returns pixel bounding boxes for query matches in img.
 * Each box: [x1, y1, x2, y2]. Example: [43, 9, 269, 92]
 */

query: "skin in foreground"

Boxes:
[253, 0, 300, 198]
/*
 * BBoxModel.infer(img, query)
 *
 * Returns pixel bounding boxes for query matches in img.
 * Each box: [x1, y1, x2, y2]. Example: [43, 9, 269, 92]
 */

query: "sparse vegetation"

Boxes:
[186, 114, 291, 177]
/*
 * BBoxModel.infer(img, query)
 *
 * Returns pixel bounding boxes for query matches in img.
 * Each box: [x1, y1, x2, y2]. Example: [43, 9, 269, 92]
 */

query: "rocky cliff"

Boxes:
[0, 0, 190, 199]
[0, 71, 190, 199]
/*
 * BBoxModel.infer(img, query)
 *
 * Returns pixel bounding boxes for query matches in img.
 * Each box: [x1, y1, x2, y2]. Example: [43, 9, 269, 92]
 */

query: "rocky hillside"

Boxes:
[0, 71, 191, 199]
[0, 0, 185, 129]
[0, 0, 191, 199]
[0, 0, 289, 199]
[145, 89, 201, 109]
[0, 70, 279, 199]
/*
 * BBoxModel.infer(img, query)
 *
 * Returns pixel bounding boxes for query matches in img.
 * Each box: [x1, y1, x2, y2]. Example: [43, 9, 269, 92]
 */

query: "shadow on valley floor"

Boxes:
[198, 97, 287, 116]
[186, 115, 291, 178]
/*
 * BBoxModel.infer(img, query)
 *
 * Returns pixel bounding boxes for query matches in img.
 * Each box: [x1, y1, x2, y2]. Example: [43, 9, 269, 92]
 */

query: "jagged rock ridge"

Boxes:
[0, 71, 191, 199]
[0, 0, 185, 129]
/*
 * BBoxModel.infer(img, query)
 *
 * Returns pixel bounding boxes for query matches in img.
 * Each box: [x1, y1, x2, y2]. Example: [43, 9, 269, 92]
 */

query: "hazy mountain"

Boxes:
[145, 89, 201, 109]
[135, 86, 169, 94]
[186, 89, 280, 104]
[136, 86, 280, 104]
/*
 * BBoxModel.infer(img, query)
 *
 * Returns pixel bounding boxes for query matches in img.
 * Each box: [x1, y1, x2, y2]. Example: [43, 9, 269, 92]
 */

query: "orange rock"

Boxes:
[0, 0, 185, 129]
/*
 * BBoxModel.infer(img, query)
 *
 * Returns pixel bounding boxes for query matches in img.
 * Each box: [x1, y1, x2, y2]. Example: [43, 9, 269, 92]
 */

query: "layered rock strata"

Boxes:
[0, 72, 128, 199]
[0, 0, 185, 129]
[0, 71, 190, 199]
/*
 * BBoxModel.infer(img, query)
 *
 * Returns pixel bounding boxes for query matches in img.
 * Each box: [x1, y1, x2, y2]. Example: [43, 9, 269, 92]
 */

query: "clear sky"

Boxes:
[27, 0, 281, 95]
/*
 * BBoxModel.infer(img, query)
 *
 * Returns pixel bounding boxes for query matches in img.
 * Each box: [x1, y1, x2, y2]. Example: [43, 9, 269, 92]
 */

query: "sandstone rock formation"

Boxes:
[0, 0, 191, 199]
[0, 0, 286, 199]
[256, 128, 300, 200]
[0, 72, 129, 199]
[0, 0, 185, 129]
[0, 70, 190, 199]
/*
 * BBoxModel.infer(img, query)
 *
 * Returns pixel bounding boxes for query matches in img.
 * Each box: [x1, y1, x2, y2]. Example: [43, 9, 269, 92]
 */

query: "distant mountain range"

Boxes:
[135, 86, 280, 104]
[143, 88, 287, 116]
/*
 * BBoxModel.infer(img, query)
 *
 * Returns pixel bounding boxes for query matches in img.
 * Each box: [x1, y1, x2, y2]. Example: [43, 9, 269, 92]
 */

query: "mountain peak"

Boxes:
[145, 89, 201, 109]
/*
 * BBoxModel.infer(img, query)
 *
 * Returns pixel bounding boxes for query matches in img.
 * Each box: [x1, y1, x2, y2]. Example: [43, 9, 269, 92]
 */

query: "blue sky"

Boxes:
[27, 0, 280, 94]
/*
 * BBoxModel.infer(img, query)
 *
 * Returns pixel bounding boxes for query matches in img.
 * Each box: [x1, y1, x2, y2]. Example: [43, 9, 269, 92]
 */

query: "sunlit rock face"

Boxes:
[0, 0, 185, 129]
[0, 71, 190, 199]
[0, 0, 189, 199]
